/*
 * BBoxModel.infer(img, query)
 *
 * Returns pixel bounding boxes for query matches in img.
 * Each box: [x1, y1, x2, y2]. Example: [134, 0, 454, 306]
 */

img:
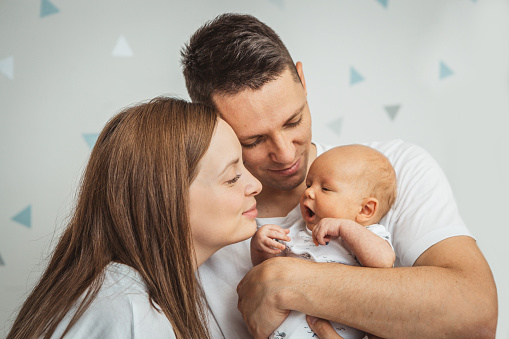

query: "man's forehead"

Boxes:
[211, 69, 307, 138]
[216, 101, 306, 140]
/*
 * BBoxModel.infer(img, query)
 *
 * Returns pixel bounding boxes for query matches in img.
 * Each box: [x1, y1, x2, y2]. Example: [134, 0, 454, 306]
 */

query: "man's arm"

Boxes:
[237, 236, 497, 339]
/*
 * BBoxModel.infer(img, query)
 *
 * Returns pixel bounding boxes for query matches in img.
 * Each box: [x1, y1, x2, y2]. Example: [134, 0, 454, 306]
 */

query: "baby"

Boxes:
[251, 144, 397, 339]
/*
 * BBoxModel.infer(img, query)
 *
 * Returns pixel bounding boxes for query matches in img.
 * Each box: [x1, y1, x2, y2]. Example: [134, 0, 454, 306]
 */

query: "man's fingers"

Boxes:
[306, 316, 345, 339]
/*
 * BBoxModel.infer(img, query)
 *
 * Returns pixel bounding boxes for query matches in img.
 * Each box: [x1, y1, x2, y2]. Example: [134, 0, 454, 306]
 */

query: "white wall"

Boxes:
[1, 0, 508, 337]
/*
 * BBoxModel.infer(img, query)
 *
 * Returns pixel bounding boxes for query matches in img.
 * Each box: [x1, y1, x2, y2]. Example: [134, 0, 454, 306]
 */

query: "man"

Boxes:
[181, 13, 497, 338]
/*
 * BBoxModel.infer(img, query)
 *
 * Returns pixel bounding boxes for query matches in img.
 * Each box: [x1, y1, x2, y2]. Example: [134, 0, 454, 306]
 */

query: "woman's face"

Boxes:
[189, 119, 262, 267]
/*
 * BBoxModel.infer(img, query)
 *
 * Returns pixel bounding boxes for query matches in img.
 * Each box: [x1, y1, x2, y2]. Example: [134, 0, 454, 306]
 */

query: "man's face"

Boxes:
[212, 67, 312, 193]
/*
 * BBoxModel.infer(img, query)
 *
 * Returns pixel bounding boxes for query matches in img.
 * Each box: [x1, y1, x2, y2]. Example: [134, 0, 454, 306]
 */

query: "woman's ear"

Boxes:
[355, 198, 378, 225]
[295, 61, 307, 95]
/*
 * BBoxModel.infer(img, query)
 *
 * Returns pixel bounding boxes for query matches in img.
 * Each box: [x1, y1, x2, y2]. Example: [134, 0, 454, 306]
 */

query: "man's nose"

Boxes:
[269, 133, 295, 164]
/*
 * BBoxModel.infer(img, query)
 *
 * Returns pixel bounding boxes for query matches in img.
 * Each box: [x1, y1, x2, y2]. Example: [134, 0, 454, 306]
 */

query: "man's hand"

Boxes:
[238, 236, 497, 339]
[237, 257, 306, 338]
[306, 316, 345, 339]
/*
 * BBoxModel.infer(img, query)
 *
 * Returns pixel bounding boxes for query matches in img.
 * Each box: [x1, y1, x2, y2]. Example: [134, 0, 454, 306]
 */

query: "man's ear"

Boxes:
[355, 198, 378, 225]
[295, 61, 307, 95]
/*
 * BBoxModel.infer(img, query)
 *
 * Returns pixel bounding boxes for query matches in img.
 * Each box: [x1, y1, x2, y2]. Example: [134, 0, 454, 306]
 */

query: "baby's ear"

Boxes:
[355, 198, 378, 225]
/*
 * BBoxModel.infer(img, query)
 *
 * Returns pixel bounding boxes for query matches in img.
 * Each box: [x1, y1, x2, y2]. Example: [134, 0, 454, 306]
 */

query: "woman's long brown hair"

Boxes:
[7, 97, 218, 339]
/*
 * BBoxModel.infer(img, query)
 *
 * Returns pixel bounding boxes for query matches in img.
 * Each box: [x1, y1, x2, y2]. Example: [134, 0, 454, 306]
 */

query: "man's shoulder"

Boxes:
[314, 139, 427, 160]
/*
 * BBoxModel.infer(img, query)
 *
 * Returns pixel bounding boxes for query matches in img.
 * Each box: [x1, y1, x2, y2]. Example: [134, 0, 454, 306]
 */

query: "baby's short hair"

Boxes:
[322, 144, 397, 221]
[360, 146, 397, 220]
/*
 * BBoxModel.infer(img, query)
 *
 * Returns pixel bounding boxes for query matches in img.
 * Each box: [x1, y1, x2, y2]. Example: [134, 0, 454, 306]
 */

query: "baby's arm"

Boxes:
[251, 224, 291, 266]
[312, 218, 395, 268]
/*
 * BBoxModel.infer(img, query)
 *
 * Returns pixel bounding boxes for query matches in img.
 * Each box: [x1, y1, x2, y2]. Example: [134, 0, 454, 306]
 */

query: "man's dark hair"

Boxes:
[181, 13, 300, 106]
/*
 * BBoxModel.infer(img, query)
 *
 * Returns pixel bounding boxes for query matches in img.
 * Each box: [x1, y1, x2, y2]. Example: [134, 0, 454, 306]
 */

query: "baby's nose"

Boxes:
[304, 187, 315, 199]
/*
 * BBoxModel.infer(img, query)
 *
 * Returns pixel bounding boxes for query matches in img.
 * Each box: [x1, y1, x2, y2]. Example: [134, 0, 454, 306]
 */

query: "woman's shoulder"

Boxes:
[52, 263, 175, 338]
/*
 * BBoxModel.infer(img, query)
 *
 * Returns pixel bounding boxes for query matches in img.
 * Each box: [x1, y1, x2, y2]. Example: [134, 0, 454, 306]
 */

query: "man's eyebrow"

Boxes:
[219, 158, 240, 177]
[240, 102, 306, 141]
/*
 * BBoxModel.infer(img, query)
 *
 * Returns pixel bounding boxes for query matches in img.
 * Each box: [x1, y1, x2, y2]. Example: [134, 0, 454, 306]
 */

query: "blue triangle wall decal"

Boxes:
[329, 117, 343, 136]
[40, 0, 59, 18]
[12, 205, 31, 228]
[385, 105, 401, 120]
[83, 133, 99, 149]
[439, 61, 454, 79]
[350, 67, 365, 85]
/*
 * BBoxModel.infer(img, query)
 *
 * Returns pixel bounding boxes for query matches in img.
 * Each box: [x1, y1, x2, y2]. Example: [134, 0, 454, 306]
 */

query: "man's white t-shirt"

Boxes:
[198, 139, 472, 338]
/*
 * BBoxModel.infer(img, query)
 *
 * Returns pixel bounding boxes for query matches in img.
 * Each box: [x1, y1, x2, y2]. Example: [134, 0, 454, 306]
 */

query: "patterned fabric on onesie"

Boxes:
[269, 223, 392, 339]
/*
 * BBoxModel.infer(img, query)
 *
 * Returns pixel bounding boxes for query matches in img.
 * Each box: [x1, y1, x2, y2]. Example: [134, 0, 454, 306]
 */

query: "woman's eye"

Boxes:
[226, 174, 241, 185]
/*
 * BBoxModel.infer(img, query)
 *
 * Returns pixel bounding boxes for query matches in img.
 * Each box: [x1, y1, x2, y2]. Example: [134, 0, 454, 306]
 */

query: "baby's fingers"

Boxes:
[312, 227, 329, 246]
[270, 228, 291, 242]
[260, 225, 291, 242]
[261, 238, 285, 253]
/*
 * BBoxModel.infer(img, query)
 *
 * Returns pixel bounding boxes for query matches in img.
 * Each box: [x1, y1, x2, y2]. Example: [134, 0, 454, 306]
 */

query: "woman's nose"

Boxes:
[245, 171, 262, 196]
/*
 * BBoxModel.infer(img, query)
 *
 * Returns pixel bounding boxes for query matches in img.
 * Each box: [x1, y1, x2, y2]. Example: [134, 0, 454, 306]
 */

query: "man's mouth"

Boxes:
[269, 158, 301, 176]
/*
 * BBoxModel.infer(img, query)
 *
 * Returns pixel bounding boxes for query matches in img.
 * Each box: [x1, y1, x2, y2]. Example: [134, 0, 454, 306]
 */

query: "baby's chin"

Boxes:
[305, 221, 317, 232]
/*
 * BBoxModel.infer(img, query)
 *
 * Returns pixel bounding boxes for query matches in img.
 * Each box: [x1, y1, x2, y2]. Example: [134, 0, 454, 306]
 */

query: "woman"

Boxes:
[7, 97, 261, 339]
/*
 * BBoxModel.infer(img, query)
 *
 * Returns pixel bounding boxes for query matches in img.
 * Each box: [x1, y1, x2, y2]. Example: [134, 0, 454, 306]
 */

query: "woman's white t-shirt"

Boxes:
[51, 262, 222, 338]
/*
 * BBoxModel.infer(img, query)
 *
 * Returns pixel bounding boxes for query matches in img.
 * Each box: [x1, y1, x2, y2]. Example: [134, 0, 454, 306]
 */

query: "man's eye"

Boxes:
[226, 174, 241, 185]
[242, 138, 262, 149]
[285, 117, 302, 128]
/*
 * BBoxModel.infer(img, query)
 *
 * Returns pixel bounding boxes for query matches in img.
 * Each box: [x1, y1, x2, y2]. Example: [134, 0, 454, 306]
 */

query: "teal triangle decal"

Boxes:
[384, 105, 401, 121]
[83, 133, 99, 149]
[0, 253, 4, 266]
[376, 0, 389, 8]
[112, 36, 133, 57]
[329, 117, 343, 136]
[40, 0, 59, 18]
[439, 61, 454, 79]
[269, 0, 284, 9]
[0, 56, 14, 80]
[350, 67, 365, 85]
[12, 205, 31, 228]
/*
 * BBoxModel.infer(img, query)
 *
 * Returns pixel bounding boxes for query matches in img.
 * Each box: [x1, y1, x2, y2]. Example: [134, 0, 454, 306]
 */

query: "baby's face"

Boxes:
[300, 154, 363, 231]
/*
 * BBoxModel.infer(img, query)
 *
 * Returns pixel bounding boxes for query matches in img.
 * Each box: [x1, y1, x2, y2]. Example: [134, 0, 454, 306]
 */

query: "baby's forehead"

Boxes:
[315, 146, 364, 168]
[311, 145, 388, 179]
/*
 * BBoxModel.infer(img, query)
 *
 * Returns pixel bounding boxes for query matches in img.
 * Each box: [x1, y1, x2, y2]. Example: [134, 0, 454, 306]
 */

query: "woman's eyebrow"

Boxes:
[218, 158, 240, 177]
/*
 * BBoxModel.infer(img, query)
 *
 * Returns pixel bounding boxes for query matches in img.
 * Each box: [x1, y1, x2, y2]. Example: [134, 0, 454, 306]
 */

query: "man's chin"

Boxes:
[262, 171, 307, 192]
[265, 179, 304, 192]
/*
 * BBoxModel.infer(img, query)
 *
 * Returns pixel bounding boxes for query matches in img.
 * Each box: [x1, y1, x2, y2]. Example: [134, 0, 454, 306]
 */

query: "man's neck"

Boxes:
[256, 143, 317, 218]
[256, 182, 306, 218]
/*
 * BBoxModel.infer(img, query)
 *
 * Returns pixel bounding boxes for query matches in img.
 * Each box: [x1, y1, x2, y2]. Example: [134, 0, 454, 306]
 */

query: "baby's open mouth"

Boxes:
[305, 206, 315, 219]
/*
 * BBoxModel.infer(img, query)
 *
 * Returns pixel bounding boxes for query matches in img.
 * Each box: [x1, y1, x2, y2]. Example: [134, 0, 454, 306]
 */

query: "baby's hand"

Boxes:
[312, 218, 359, 246]
[251, 224, 291, 254]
